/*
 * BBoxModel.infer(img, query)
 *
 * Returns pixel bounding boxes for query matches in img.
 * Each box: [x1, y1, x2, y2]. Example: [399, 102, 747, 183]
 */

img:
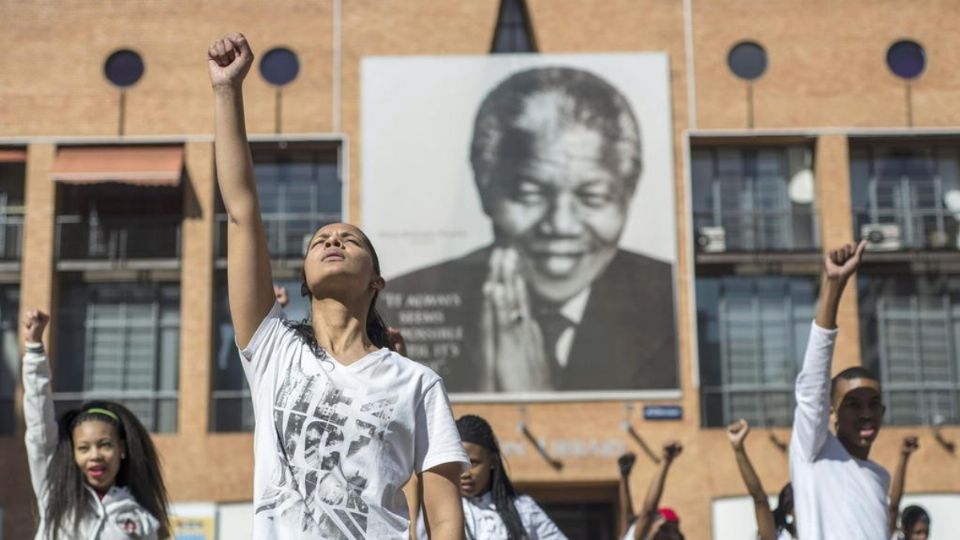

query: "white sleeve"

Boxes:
[518, 495, 569, 540]
[414, 379, 468, 474]
[22, 344, 58, 499]
[790, 322, 838, 462]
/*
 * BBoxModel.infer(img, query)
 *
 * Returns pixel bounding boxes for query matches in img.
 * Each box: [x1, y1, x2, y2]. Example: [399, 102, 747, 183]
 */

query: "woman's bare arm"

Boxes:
[727, 420, 776, 540]
[888, 436, 918, 534]
[208, 33, 276, 347]
[633, 441, 682, 540]
[421, 462, 465, 540]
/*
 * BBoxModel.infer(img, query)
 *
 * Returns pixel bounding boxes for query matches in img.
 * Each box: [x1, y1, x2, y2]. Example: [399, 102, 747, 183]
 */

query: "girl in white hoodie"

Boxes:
[22, 309, 170, 539]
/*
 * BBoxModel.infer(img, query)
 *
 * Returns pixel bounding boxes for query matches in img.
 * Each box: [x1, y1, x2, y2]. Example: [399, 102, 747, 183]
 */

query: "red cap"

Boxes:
[658, 507, 679, 523]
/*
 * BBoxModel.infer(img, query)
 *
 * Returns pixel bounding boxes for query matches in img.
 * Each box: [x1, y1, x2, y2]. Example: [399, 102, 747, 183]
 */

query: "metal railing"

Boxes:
[215, 212, 341, 259]
[0, 214, 23, 261]
[854, 209, 960, 251]
[694, 208, 820, 252]
[55, 214, 181, 262]
[51, 390, 178, 432]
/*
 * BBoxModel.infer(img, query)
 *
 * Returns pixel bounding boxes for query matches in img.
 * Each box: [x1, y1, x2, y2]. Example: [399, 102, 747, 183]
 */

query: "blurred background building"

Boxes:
[1, 0, 959, 538]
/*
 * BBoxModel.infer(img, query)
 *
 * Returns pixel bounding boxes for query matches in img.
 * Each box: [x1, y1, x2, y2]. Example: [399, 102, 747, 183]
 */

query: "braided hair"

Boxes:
[457, 414, 527, 540]
[772, 483, 795, 537]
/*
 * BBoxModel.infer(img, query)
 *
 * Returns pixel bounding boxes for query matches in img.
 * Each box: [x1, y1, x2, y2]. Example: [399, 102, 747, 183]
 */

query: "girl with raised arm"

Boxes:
[208, 33, 467, 539]
[22, 309, 169, 539]
[726, 419, 795, 540]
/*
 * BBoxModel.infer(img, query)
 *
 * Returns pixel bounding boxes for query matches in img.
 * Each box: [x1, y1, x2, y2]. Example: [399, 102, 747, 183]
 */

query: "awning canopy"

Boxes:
[50, 146, 183, 186]
[0, 149, 27, 162]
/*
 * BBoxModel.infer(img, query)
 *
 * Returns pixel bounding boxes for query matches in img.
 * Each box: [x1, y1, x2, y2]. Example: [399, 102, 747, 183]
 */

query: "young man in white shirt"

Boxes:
[790, 240, 890, 539]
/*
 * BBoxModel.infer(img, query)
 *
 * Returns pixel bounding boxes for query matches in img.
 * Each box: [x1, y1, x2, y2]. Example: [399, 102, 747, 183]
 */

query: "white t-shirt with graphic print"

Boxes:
[240, 303, 469, 539]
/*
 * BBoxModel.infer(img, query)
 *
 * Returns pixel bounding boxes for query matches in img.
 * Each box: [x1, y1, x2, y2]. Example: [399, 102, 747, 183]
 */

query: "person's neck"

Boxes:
[310, 297, 376, 364]
[840, 438, 872, 460]
[92, 484, 113, 500]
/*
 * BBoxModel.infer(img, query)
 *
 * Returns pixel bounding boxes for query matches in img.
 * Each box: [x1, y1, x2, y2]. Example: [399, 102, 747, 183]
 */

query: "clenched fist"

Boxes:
[208, 33, 254, 89]
[23, 309, 49, 344]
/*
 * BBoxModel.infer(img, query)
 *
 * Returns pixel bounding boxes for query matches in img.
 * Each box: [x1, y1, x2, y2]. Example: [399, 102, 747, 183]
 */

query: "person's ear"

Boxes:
[370, 276, 385, 291]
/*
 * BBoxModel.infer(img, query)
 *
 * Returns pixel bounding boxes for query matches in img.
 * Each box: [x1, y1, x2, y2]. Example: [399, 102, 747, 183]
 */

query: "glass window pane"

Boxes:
[55, 281, 180, 432]
[698, 275, 817, 427]
[859, 274, 960, 425]
[691, 145, 817, 252]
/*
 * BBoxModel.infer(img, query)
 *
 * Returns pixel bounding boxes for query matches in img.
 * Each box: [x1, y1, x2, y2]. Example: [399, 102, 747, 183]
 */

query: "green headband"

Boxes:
[84, 407, 119, 422]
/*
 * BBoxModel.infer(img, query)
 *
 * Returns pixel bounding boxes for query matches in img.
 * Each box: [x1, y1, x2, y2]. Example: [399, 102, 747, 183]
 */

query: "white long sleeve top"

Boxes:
[789, 323, 890, 540]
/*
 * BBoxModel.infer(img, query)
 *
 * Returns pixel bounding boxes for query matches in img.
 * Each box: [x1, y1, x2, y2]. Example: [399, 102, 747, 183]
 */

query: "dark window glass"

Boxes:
[491, 0, 537, 53]
[691, 146, 818, 252]
[850, 143, 960, 251]
[0, 286, 20, 435]
[57, 182, 182, 262]
[211, 273, 310, 431]
[727, 42, 767, 81]
[698, 275, 817, 427]
[886, 40, 925, 80]
[0, 158, 25, 260]
[104, 49, 145, 88]
[859, 274, 960, 425]
[55, 280, 180, 432]
[216, 143, 342, 260]
[260, 47, 300, 86]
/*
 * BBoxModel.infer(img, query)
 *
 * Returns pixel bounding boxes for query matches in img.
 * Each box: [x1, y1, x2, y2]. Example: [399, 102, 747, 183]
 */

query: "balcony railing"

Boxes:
[215, 212, 341, 260]
[854, 208, 960, 251]
[694, 208, 819, 253]
[0, 214, 23, 261]
[56, 214, 181, 263]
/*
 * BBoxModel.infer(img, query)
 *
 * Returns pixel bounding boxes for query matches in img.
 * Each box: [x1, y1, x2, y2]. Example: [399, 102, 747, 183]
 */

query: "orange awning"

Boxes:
[0, 149, 26, 162]
[50, 146, 183, 186]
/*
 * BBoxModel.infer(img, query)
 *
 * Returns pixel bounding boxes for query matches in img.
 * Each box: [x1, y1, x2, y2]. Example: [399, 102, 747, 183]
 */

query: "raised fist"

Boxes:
[901, 436, 919, 456]
[824, 240, 867, 283]
[662, 440, 683, 463]
[617, 452, 636, 477]
[273, 285, 289, 308]
[23, 309, 50, 344]
[726, 418, 750, 450]
[208, 33, 254, 89]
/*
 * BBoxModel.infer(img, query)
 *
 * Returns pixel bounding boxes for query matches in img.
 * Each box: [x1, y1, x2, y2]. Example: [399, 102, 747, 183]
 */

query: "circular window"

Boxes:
[727, 41, 768, 81]
[104, 49, 145, 88]
[260, 47, 300, 86]
[886, 40, 925, 79]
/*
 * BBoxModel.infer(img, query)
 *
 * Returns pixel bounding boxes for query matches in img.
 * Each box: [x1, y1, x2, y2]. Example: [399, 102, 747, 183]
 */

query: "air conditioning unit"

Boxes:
[861, 223, 902, 251]
[697, 226, 726, 253]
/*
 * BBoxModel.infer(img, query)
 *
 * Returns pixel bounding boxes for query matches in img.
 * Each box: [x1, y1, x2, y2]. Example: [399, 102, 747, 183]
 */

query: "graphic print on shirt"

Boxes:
[255, 363, 399, 538]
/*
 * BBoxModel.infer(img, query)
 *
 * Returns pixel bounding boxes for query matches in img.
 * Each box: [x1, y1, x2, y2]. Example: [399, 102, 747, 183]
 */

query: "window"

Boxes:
[212, 141, 341, 431]
[490, 0, 537, 53]
[55, 280, 180, 432]
[692, 146, 818, 253]
[57, 183, 182, 264]
[693, 142, 820, 427]
[216, 142, 341, 260]
[0, 154, 26, 261]
[850, 143, 960, 251]
[859, 274, 960, 425]
[0, 286, 19, 435]
[211, 274, 310, 431]
[698, 276, 817, 427]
